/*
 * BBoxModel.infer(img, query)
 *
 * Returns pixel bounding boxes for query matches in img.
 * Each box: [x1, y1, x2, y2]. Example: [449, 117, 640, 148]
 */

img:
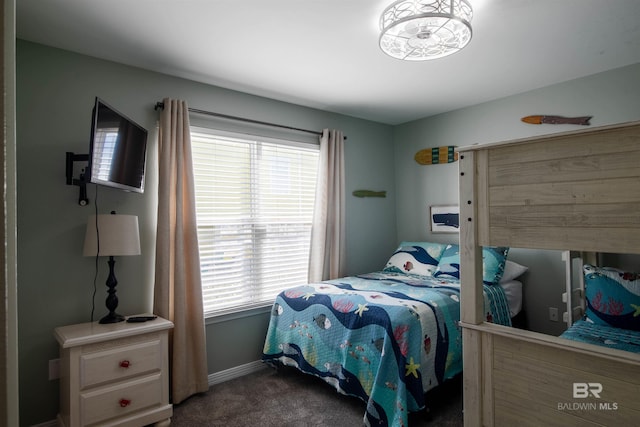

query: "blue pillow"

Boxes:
[433, 244, 509, 286]
[383, 241, 448, 277]
[584, 264, 640, 331]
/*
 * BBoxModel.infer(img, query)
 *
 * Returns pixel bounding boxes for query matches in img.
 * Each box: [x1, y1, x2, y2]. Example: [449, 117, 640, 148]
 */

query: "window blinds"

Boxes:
[190, 128, 319, 316]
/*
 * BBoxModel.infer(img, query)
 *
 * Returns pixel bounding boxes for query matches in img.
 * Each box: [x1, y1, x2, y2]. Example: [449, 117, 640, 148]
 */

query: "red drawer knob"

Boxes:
[119, 398, 131, 407]
[119, 360, 131, 368]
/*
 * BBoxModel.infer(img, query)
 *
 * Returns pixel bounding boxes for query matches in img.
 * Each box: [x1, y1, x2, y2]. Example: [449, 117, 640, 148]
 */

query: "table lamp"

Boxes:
[83, 211, 141, 324]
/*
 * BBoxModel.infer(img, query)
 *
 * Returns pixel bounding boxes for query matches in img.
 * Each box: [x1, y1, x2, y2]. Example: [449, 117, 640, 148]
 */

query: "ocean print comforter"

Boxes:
[560, 319, 640, 353]
[262, 272, 511, 427]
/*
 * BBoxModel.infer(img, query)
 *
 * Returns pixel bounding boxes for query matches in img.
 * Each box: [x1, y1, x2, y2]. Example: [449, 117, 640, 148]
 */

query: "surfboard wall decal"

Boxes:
[521, 115, 592, 125]
[414, 146, 458, 165]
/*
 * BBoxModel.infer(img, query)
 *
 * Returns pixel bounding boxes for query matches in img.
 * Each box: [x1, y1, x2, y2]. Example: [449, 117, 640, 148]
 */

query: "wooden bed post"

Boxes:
[459, 149, 488, 426]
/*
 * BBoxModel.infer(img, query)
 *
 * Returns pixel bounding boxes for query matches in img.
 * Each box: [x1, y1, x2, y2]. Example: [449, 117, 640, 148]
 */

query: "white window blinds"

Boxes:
[190, 128, 319, 316]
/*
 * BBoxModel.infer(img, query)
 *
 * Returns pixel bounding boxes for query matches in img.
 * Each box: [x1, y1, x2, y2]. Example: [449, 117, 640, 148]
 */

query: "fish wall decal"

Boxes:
[521, 115, 592, 125]
[352, 190, 386, 198]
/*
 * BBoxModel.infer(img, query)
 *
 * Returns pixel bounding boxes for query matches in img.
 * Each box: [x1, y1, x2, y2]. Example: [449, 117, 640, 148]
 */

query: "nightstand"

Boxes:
[54, 315, 174, 427]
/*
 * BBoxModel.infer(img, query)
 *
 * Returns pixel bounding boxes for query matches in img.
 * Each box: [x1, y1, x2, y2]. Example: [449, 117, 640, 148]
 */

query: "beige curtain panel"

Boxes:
[308, 128, 346, 282]
[154, 98, 209, 404]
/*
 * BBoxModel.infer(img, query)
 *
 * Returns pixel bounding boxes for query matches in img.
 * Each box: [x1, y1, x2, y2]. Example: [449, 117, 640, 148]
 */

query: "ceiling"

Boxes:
[16, 0, 640, 125]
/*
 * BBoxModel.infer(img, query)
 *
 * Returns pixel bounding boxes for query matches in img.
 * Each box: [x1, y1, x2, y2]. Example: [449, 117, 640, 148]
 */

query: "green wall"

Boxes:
[392, 62, 640, 336]
[16, 40, 396, 426]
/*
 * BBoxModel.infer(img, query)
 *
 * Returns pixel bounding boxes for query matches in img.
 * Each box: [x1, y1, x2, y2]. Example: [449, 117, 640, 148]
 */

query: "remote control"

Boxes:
[126, 315, 157, 323]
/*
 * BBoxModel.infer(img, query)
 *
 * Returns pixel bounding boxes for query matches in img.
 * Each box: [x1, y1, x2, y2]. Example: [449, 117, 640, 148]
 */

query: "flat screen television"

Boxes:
[87, 97, 148, 193]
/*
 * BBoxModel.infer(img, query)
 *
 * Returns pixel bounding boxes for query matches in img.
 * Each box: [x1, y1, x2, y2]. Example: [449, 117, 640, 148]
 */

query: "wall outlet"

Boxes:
[549, 307, 559, 322]
[49, 358, 60, 380]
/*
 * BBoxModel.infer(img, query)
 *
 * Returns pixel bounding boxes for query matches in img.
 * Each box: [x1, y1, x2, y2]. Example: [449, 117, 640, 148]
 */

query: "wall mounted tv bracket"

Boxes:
[65, 152, 89, 206]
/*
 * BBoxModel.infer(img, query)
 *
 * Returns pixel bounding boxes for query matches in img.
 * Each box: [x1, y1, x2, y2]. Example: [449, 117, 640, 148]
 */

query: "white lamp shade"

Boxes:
[83, 214, 141, 256]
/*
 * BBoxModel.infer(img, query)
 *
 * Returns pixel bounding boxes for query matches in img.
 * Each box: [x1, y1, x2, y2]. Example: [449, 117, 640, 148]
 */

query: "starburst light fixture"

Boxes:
[379, 0, 473, 61]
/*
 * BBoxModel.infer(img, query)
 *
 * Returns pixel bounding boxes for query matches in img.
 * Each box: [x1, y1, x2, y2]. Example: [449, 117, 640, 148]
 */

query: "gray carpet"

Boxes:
[170, 365, 463, 426]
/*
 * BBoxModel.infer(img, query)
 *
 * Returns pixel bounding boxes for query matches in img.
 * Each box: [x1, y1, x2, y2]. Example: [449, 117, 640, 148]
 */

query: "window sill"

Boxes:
[204, 303, 273, 325]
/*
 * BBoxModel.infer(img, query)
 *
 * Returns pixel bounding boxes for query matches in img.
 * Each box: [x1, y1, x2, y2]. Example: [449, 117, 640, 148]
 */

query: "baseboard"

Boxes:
[31, 420, 57, 427]
[208, 360, 267, 386]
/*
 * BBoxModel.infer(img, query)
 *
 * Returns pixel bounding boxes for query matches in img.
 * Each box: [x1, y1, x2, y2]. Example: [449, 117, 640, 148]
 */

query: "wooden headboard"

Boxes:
[460, 120, 640, 255]
[457, 120, 640, 426]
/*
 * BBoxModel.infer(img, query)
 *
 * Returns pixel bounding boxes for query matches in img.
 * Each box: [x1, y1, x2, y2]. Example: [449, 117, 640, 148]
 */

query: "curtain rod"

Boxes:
[154, 101, 346, 140]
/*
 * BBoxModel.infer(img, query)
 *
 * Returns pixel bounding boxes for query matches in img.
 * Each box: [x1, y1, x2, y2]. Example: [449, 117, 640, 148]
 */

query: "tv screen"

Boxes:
[88, 97, 148, 193]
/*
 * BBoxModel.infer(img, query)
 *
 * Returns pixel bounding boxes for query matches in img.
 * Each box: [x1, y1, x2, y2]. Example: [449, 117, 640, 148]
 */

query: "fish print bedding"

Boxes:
[262, 272, 512, 427]
[561, 264, 640, 353]
[561, 320, 640, 353]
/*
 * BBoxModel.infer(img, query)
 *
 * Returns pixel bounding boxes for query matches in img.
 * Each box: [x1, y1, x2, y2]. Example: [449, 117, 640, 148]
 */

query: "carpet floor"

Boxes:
[170, 365, 463, 426]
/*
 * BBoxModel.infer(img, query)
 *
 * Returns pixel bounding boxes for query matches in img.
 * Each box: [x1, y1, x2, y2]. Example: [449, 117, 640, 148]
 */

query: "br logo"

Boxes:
[573, 383, 602, 398]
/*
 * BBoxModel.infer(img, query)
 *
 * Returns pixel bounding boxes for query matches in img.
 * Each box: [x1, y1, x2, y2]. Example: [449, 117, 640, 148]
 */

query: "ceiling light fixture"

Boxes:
[379, 0, 473, 61]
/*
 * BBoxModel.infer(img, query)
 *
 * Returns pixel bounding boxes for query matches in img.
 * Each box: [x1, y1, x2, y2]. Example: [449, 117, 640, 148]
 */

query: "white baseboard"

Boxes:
[208, 360, 267, 386]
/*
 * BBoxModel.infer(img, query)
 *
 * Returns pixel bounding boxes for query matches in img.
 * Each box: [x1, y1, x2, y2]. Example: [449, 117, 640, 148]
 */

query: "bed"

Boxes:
[457, 120, 640, 426]
[262, 241, 517, 427]
[561, 319, 640, 353]
[560, 260, 640, 353]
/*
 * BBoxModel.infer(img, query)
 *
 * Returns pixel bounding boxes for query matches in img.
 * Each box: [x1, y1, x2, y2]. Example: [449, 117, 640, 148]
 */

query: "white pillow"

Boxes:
[500, 260, 528, 283]
[499, 279, 523, 317]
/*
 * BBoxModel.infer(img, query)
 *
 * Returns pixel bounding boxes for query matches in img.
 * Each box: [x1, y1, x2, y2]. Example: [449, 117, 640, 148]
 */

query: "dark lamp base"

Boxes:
[100, 256, 125, 324]
[99, 312, 125, 324]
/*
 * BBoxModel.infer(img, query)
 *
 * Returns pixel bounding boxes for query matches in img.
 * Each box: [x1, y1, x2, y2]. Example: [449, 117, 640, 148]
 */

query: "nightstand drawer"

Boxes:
[80, 373, 163, 426]
[80, 338, 162, 389]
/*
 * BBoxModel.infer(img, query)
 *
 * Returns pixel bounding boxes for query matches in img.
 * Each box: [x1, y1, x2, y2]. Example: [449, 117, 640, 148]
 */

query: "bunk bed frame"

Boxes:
[458, 120, 640, 426]
[562, 250, 595, 328]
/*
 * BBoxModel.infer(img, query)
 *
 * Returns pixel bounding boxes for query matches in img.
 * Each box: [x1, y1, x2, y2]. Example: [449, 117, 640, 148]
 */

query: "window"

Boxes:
[191, 127, 319, 316]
